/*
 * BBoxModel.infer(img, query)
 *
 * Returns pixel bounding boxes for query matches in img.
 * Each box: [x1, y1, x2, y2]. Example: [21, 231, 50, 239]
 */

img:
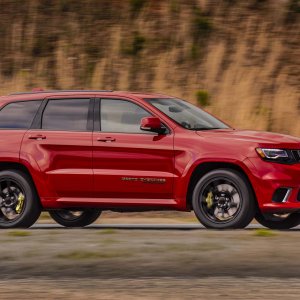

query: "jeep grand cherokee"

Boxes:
[0, 90, 299, 229]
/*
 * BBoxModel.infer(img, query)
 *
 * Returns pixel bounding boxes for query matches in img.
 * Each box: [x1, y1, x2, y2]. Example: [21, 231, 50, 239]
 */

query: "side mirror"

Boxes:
[140, 117, 166, 134]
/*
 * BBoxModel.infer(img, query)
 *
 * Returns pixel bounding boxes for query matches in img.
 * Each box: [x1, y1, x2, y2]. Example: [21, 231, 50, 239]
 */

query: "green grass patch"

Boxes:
[56, 250, 127, 260]
[166, 242, 224, 252]
[101, 238, 117, 245]
[170, 0, 180, 14]
[192, 7, 213, 42]
[249, 0, 268, 10]
[289, 0, 300, 13]
[121, 32, 146, 56]
[99, 229, 117, 235]
[253, 228, 277, 237]
[195, 90, 211, 107]
[130, 0, 147, 16]
[7, 230, 31, 237]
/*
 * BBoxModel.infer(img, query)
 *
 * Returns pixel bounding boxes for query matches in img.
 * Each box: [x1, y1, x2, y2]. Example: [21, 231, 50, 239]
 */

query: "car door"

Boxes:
[21, 96, 94, 199]
[93, 98, 175, 201]
[0, 99, 43, 161]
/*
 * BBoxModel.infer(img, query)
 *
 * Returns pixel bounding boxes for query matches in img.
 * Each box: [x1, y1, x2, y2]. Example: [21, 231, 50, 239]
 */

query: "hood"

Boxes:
[196, 129, 300, 148]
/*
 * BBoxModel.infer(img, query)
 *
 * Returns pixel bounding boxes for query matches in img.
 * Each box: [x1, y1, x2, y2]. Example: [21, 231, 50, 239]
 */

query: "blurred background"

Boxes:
[0, 0, 299, 135]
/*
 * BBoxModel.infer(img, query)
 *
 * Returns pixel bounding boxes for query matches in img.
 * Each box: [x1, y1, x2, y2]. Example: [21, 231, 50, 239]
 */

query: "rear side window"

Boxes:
[0, 100, 42, 129]
[42, 98, 90, 131]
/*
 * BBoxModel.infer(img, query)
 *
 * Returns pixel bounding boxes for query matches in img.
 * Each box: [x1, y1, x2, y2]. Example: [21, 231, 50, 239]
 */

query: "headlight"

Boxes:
[256, 148, 296, 164]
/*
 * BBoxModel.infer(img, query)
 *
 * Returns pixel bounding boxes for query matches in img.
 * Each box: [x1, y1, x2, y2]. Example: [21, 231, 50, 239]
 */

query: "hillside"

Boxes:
[0, 0, 299, 135]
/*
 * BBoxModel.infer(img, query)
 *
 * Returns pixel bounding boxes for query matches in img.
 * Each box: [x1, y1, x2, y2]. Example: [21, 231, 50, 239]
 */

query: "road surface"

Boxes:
[2, 221, 300, 299]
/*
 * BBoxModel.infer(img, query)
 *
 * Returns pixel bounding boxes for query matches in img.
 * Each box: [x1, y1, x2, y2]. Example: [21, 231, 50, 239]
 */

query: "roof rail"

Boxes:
[9, 90, 113, 96]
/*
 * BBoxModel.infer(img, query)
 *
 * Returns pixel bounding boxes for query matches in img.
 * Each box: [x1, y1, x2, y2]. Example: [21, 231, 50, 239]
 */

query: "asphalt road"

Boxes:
[32, 223, 300, 230]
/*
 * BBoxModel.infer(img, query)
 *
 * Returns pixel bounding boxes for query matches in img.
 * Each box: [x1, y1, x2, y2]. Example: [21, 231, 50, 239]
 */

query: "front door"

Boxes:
[93, 98, 174, 201]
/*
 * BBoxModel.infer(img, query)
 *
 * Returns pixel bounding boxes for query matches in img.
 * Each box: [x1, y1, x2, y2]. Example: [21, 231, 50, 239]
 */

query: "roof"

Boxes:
[9, 90, 113, 95]
[0, 90, 173, 102]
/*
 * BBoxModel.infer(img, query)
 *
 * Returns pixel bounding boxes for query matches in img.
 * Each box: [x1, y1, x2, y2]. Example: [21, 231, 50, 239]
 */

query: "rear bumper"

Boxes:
[245, 158, 300, 213]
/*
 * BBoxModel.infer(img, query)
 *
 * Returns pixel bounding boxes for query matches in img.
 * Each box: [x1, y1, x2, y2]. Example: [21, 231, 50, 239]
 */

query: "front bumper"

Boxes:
[245, 158, 300, 213]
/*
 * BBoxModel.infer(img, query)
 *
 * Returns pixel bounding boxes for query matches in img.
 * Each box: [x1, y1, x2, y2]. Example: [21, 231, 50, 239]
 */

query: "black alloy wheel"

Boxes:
[0, 170, 41, 228]
[255, 211, 300, 230]
[192, 169, 255, 229]
[49, 209, 102, 227]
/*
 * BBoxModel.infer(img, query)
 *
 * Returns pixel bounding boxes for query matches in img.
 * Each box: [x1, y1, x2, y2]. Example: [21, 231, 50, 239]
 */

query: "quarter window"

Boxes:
[42, 99, 90, 131]
[0, 100, 42, 129]
[101, 99, 151, 133]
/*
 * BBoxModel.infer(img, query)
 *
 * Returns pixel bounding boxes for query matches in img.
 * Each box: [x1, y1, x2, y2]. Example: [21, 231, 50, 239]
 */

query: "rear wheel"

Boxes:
[255, 211, 300, 230]
[0, 170, 41, 228]
[49, 209, 101, 227]
[192, 169, 255, 229]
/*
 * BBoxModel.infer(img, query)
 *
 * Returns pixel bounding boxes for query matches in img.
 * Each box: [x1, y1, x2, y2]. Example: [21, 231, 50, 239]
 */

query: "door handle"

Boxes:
[97, 137, 116, 142]
[28, 134, 47, 140]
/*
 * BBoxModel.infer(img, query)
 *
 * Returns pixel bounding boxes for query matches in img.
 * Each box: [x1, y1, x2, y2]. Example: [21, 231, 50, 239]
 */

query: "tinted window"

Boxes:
[0, 100, 42, 129]
[101, 99, 151, 133]
[42, 99, 90, 131]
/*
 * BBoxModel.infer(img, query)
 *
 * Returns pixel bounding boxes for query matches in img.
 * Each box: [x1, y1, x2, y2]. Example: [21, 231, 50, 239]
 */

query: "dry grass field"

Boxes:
[0, 0, 299, 135]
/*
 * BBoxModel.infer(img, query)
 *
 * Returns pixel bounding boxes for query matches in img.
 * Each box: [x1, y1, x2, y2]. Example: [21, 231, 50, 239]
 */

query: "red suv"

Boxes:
[0, 90, 299, 229]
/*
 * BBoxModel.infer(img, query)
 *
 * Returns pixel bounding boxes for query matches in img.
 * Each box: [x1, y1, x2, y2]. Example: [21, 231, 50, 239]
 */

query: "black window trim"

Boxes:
[95, 98, 171, 135]
[0, 99, 43, 130]
[31, 98, 95, 132]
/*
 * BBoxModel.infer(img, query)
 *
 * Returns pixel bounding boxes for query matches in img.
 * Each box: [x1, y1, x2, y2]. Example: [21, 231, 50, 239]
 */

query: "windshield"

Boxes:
[146, 98, 229, 130]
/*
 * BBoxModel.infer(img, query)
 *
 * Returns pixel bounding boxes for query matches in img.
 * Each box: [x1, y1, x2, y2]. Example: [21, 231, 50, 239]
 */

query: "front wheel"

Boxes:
[255, 211, 300, 230]
[49, 209, 101, 227]
[192, 169, 256, 229]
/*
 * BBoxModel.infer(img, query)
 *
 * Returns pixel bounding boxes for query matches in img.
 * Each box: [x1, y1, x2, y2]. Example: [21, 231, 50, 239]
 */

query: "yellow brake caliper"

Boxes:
[205, 191, 214, 209]
[15, 193, 25, 214]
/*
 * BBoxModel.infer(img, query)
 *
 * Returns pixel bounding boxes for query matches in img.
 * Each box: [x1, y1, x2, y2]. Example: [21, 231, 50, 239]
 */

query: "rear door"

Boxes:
[21, 96, 94, 199]
[92, 98, 175, 201]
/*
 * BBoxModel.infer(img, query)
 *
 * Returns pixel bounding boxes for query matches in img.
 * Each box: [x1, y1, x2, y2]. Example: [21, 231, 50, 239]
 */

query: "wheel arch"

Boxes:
[186, 162, 258, 210]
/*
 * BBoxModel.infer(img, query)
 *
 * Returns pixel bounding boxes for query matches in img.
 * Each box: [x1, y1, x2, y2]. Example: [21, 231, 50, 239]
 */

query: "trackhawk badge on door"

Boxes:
[121, 177, 166, 184]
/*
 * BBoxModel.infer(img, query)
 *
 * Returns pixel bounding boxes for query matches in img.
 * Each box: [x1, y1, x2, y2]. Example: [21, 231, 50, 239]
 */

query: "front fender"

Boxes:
[174, 156, 255, 210]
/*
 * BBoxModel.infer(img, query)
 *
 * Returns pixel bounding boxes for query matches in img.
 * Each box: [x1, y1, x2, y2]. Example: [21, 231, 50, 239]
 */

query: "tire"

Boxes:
[0, 169, 41, 228]
[49, 209, 101, 227]
[192, 169, 255, 229]
[255, 211, 300, 230]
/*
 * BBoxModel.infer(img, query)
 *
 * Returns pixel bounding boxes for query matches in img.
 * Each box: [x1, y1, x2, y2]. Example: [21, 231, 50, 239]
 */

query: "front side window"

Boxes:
[0, 100, 42, 129]
[42, 99, 90, 131]
[101, 99, 151, 133]
[146, 98, 229, 130]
